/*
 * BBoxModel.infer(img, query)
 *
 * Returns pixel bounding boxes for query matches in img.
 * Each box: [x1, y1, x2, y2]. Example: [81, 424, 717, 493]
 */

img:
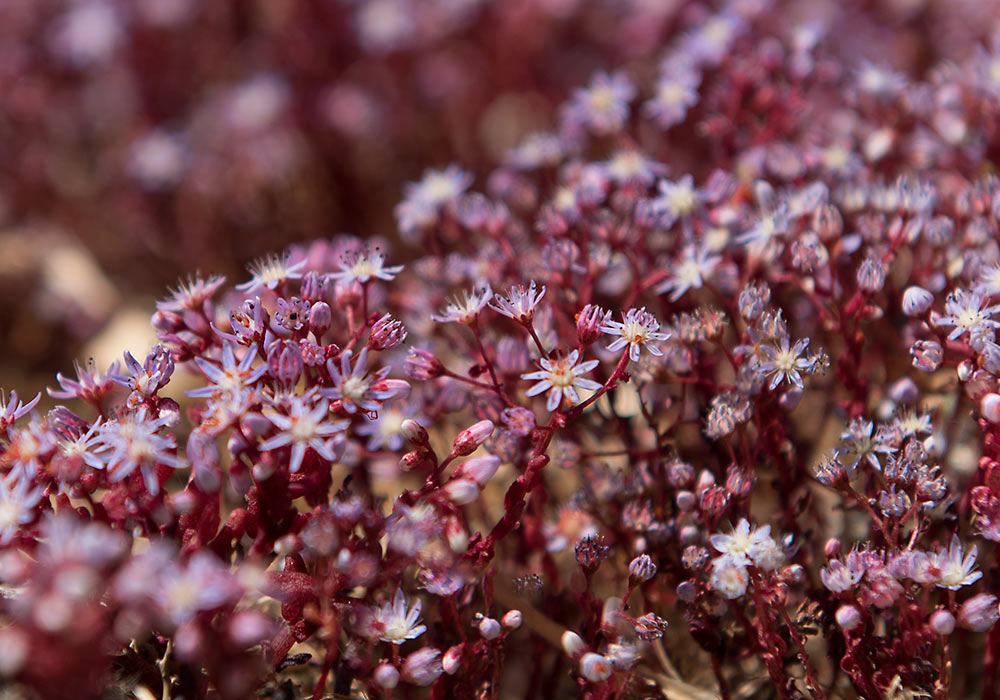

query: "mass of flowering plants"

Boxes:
[10, 0, 1000, 699]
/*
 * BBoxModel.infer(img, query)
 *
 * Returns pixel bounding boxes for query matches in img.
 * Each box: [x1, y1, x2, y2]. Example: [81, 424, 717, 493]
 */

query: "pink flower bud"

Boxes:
[958, 593, 999, 632]
[401, 419, 429, 444]
[561, 631, 586, 658]
[442, 645, 463, 675]
[368, 313, 408, 351]
[479, 617, 501, 640]
[400, 449, 434, 472]
[502, 610, 522, 630]
[405, 348, 445, 379]
[401, 647, 443, 686]
[442, 478, 480, 505]
[982, 393, 1000, 424]
[902, 286, 933, 316]
[372, 378, 411, 400]
[824, 538, 842, 558]
[308, 301, 332, 338]
[601, 597, 623, 634]
[451, 420, 494, 456]
[576, 304, 611, 345]
[373, 663, 400, 689]
[836, 605, 862, 630]
[628, 554, 657, 584]
[579, 652, 612, 682]
[444, 518, 468, 553]
[930, 609, 956, 635]
[454, 455, 501, 487]
[676, 490, 696, 511]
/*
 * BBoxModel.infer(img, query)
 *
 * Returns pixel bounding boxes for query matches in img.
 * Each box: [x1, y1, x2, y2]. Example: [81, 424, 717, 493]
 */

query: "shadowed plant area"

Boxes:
[6, 1, 1000, 699]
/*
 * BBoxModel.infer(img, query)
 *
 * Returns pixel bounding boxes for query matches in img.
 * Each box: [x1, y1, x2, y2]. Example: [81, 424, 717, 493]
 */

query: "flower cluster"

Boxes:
[8, 1, 1000, 699]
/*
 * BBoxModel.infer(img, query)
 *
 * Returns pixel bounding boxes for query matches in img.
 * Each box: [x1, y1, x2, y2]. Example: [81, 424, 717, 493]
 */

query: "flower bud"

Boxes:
[561, 631, 586, 658]
[502, 610, 522, 630]
[910, 340, 942, 372]
[401, 419, 429, 444]
[444, 518, 469, 553]
[368, 314, 408, 351]
[628, 554, 657, 585]
[405, 348, 444, 379]
[695, 469, 716, 493]
[577, 304, 611, 345]
[958, 593, 1000, 632]
[442, 645, 463, 674]
[982, 393, 1000, 424]
[579, 652, 612, 682]
[443, 478, 480, 505]
[902, 286, 933, 316]
[300, 271, 329, 304]
[930, 609, 956, 635]
[824, 538, 842, 558]
[373, 663, 400, 688]
[601, 597, 624, 634]
[400, 449, 434, 472]
[479, 617, 501, 640]
[813, 202, 843, 240]
[888, 377, 919, 404]
[836, 605, 862, 630]
[401, 647, 443, 686]
[857, 254, 886, 292]
[308, 301, 332, 338]
[451, 420, 494, 456]
[454, 455, 501, 487]
[676, 490, 696, 511]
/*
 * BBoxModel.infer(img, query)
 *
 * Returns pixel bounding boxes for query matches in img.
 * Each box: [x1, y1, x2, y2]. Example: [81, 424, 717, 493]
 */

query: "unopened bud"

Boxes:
[405, 348, 444, 380]
[930, 609, 956, 635]
[401, 419, 429, 444]
[910, 340, 942, 372]
[836, 605, 862, 630]
[308, 302, 332, 338]
[444, 518, 469, 553]
[561, 631, 586, 658]
[857, 254, 886, 293]
[982, 393, 1000, 423]
[902, 286, 933, 316]
[576, 304, 611, 345]
[958, 593, 999, 632]
[400, 449, 433, 472]
[442, 645, 463, 675]
[579, 652, 612, 683]
[454, 455, 501, 487]
[824, 538, 842, 558]
[368, 314, 408, 351]
[451, 420, 495, 456]
[478, 617, 501, 640]
[502, 610, 522, 630]
[628, 554, 657, 584]
[443, 478, 480, 505]
[373, 663, 400, 688]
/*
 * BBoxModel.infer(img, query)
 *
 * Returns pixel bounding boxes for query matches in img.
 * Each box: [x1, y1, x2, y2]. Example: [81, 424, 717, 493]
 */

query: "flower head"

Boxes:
[432, 284, 493, 325]
[236, 252, 306, 292]
[600, 307, 669, 362]
[932, 535, 982, 590]
[321, 348, 405, 414]
[491, 281, 546, 325]
[329, 245, 403, 285]
[372, 590, 427, 644]
[758, 336, 810, 389]
[521, 350, 602, 412]
[260, 395, 348, 473]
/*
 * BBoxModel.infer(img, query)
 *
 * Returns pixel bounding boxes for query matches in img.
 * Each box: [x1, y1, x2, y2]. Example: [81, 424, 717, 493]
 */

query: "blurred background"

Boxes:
[2, 0, 998, 400]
